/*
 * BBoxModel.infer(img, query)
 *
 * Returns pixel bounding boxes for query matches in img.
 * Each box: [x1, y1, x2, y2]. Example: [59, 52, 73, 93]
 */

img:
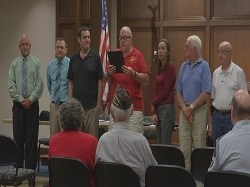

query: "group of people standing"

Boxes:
[7, 24, 248, 186]
[150, 35, 247, 171]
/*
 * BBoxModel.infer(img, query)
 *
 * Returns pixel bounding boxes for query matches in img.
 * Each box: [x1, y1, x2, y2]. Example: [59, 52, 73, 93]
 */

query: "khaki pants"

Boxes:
[83, 105, 101, 138]
[50, 103, 62, 137]
[109, 111, 144, 134]
[178, 104, 207, 170]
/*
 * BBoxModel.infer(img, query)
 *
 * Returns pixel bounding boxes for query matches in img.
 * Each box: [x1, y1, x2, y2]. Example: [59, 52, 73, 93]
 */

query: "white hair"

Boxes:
[187, 35, 202, 54]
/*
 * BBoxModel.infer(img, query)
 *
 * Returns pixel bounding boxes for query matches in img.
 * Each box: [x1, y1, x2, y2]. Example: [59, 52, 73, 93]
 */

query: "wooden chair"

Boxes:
[190, 147, 215, 182]
[150, 144, 185, 167]
[95, 162, 140, 187]
[145, 164, 196, 187]
[204, 170, 250, 187]
[0, 135, 36, 187]
[49, 157, 91, 187]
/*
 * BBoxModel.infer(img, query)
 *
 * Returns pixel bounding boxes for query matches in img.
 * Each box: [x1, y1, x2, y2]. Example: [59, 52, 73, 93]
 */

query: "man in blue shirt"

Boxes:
[176, 35, 212, 170]
[47, 38, 70, 136]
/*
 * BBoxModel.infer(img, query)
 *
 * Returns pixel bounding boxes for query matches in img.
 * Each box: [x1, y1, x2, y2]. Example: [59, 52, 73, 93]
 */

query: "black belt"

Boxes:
[214, 108, 231, 115]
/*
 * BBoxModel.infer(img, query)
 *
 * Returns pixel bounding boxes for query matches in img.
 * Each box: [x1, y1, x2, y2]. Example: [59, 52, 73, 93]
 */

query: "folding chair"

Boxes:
[0, 135, 36, 187]
[150, 144, 185, 167]
[145, 164, 196, 187]
[95, 162, 140, 187]
[49, 156, 91, 187]
[190, 147, 215, 182]
[204, 170, 250, 187]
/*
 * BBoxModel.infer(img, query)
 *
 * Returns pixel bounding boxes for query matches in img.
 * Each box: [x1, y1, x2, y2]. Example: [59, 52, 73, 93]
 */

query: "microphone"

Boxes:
[153, 50, 158, 63]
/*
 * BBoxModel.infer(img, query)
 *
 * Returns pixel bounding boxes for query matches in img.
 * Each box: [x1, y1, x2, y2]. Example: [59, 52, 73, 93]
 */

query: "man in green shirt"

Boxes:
[8, 34, 43, 170]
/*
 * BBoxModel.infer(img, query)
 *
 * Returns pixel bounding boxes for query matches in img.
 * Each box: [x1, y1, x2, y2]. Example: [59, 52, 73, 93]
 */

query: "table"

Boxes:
[2, 119, 156, 131]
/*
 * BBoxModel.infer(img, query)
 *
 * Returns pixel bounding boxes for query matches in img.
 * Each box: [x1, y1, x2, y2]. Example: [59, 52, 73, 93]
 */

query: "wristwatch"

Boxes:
[190, 104, 194, 111]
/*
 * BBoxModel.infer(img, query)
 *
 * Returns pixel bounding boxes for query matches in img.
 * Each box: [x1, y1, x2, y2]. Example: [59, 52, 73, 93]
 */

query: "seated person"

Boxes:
[49, 99, 98, 187]
[96, 85, 157, 187]
[209, 90, 250, 174]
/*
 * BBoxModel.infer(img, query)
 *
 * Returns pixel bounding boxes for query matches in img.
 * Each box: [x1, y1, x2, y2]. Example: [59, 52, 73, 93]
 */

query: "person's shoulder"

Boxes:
[11, 57, 21, 66]
[48, 58, 57, 67]
[231, 62, 245, 72]
[49, 131, 63, 142]
[98, 131, 111, 142]
[89, 48, 100, 57]
[65, 56, 70, 62]
[200, 58, 210, 67]
[70, 51, 80, 59]
[169, 62, 176, 69]
[81, 131, 98, 142]
[132, 47, 143, 56]
[29, 54, 42, 65]
[179, 60, 189, 69]
[29, 54, 40, 61]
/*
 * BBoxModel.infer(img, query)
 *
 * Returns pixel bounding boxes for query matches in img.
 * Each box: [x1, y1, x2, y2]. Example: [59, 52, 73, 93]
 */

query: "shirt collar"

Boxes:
[219, 61, 234, 74]
[187, 56, 202, 66]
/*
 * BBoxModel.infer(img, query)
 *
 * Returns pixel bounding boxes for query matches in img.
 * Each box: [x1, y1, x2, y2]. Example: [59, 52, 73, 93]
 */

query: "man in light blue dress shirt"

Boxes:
[209, 90, 250, 175]
[47, 38, 70, 136]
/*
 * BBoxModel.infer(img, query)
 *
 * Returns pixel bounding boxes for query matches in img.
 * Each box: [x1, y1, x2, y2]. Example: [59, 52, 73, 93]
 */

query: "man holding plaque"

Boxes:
[106, 26, 149, 134]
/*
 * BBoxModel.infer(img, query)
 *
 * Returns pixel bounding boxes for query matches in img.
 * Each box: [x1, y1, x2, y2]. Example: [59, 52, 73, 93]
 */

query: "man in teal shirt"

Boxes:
[47, 38, 69, 136]
[8, 34, 43, 170]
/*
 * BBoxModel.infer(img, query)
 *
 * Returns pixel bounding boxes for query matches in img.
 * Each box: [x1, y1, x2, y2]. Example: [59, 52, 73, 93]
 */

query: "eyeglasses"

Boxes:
[217, 50, 231, 55]
[119, 36, 131, 41]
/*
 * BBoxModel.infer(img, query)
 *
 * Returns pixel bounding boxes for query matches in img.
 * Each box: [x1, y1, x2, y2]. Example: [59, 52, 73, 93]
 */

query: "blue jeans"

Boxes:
[212, 111, 233, 145]
[156, 104, 175, 144]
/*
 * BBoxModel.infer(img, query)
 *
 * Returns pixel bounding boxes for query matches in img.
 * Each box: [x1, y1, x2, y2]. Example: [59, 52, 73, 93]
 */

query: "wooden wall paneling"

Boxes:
[81, 0, 90, 19]
[120, 0, 160, 21]
[212, 0, 250, 19]
[166, 0, 206, 20]
[60, 0, 76, 17]
[56, 0, 102, 56]
[58, 25, 77, 57]
[131, 28, 160, 115]
[89, 0, 102, 51]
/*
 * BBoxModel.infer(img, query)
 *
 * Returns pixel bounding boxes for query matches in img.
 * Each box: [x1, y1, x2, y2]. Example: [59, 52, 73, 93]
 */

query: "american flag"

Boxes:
[99, 0, 110, 110]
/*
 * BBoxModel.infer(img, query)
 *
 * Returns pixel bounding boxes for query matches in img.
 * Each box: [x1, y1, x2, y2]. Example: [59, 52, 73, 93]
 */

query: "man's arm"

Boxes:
[133, 72, 149, 85]
[8, 60, 24, 102]
[97, 79, 103, 107]
[122, 65, 149, 85]
[29, 60, 44, 103]
[68, 80, 73, 99]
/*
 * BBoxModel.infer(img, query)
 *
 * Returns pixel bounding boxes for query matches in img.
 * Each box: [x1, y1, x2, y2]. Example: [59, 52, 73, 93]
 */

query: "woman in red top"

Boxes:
[49, 99, 98, 187]
[152, 39, 177, 144]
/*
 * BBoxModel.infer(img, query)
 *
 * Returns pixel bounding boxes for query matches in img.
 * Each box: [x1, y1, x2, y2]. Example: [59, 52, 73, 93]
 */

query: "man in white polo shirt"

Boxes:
[210, 41, 247, 144]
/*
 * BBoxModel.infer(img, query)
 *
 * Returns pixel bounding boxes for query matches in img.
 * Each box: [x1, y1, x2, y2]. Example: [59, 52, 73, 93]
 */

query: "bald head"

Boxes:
[231, 90, 250, 124]
[120, 26, 132, 38]
[219, 41, 232, 52]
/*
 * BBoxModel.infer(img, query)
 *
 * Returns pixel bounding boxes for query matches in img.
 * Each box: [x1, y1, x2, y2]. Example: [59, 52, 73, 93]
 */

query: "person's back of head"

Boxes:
[59, 98, 84, 131]
[231, 90, 250, 125]
[110, 85, 133, 123]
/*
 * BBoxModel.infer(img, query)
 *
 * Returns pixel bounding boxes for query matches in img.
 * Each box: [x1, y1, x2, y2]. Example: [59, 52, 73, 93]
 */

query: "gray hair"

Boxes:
[59, 99, 84, 131]
[187, 35, 202, 54]
[110, 104, 133, 123]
